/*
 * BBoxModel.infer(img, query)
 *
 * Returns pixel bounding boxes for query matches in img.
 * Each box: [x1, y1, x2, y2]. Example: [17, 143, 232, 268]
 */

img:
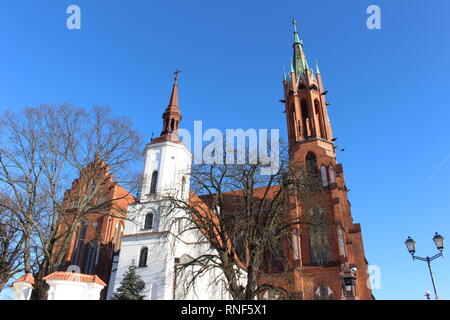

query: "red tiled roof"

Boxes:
[197, 185, 282, 213]
[43, 271, 107, 286]
[13, 273, 35, 285]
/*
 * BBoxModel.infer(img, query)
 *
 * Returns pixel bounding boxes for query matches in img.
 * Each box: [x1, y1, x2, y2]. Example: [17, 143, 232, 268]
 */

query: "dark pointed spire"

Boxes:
[165, 69, 181, 114]
[166, 69, 181, 111]
[151, 70, 183, 144]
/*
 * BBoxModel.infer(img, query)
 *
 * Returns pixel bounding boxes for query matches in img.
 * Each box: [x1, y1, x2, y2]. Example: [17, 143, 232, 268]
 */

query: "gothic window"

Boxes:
[292, 233, 300, 261]
[71, 221, 88, 267]
[314, 99, 327, 139]
[144, 213, 153, 230]
[114, 223, 124, 251]
[308, 208, 331, 265]
[329, 166, 336, 184]
[338, 227, 346, 257]
[149, 170, 158, 194]
[301, 100, 309, 137]
[85, 242, 97, 275]
[138, 247, 148, 267]
[320, 165, 328, 187]
[306, 152, 318, 179]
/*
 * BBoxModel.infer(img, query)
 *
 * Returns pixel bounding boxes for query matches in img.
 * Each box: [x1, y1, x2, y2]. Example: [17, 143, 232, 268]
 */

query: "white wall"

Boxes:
[109, 233, 170, 300]
[46, 280, 104, 300]
[12, 282, 33, 300]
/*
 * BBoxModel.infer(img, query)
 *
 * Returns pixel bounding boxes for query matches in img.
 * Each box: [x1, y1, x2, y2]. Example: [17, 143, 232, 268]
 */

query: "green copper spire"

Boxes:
[315, 59, 320, 74]
[290, 60, 294, 73]
[293, 19, 302, 45]
[283, 66, 287, 81]
[291, 19, 309, 77]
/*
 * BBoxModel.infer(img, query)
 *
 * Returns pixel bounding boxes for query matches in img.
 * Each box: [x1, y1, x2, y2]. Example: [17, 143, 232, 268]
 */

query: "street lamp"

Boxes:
[340, 264, 357, 299]
[404, 233, 444, 300]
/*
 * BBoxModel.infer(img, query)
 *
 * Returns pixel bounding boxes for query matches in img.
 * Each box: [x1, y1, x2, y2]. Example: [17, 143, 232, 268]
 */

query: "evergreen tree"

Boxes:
[112, 261, 146, 300]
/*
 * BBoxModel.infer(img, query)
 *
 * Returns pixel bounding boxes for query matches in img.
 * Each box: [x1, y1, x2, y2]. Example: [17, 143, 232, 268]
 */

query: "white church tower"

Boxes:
[107, 73, 228, 300]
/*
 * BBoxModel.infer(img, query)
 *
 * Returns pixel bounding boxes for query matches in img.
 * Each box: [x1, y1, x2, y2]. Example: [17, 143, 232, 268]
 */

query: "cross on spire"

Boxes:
[173, 69, 181, 84]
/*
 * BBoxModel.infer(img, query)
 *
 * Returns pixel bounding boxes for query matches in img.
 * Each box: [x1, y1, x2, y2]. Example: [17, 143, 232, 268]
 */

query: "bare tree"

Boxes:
[163, 145, 331, 300]
[0, 192, 25, 292]
[0, 104, 142, 299]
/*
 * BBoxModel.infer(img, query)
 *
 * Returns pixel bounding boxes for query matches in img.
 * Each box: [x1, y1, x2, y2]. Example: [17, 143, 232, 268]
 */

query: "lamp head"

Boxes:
[433, 232, 444, 252]
[405, 236, 416, 255]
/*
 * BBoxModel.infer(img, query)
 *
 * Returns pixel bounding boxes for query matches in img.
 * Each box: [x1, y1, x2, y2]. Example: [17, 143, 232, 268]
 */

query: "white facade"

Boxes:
[12, 272, 105, 300]
[108, 140, 231, 300]
[46, 279, 104, 300]
[12, 281, 33, 300]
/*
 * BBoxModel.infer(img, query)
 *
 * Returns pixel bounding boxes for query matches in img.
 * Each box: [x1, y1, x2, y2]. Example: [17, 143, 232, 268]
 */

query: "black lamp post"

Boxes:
[340, 264, 357, 299]
[405, 232, 444, 300]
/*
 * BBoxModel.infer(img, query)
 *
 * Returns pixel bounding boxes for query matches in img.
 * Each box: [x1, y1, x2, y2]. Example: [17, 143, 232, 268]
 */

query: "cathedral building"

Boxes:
[13, 20, 373, 300]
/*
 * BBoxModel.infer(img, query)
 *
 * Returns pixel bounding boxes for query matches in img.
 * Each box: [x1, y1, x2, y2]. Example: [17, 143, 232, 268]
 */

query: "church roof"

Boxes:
[43, 271, 107, 286]
[198, 185, 282, 213]
[13, 273, 35, 285]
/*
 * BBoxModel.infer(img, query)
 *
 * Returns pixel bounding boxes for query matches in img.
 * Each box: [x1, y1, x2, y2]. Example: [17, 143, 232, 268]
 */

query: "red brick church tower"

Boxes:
[281, 20, 373, 300]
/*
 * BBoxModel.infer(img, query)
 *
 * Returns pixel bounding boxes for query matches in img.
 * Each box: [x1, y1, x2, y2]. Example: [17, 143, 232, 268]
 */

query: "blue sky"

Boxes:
[1, 0, 450, 300]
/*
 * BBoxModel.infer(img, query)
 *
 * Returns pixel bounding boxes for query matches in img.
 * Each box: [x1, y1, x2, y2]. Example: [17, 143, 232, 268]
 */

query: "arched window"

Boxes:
[320, 165, 328, 186]
[139, 247, 148, 267]
[114, 223, 124, 251]
[308, 208, 331, 265]
[71, 221, 87, 266]
[292, 233, 300, 261]
[338, 227, 346, 257]
[306, 152, 318, 178]
[164, 119, 169, 132]
[329, 166, 336, 184]
[314, 99, 327, 139]
[144, 213, 153, 230]
[301, 100, 309, 137]
[85, 242, 98, 275]
[150, 170, 158, 194]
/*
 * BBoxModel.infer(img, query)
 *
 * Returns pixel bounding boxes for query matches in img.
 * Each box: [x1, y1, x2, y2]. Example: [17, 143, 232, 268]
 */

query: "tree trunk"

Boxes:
[23, 230, 32, 273]
[30, 264, 50, 300]
[0, 281, 6, 293]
